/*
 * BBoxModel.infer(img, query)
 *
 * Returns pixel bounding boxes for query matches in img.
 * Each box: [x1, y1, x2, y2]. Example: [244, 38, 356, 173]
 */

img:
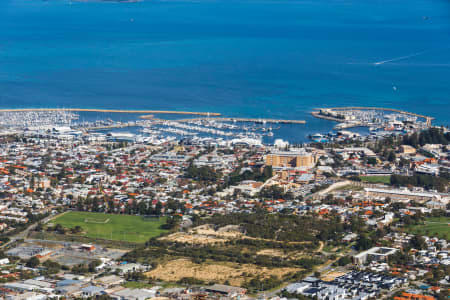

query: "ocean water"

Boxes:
[0, 0, 449, 142]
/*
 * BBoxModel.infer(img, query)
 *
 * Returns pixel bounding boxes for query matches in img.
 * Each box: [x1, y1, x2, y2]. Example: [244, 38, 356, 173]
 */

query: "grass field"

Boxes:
[51, 212, 167, 243]
[358, 175, 391, 184]
[409, 217, 450, 240]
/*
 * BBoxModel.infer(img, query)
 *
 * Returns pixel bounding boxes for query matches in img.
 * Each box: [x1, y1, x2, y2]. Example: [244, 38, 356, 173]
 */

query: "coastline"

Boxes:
[0, 108, 221, 116]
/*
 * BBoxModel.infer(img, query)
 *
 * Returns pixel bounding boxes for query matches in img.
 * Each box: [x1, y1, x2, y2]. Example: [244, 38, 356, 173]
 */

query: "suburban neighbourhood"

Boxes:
[0, 111, 447, 300]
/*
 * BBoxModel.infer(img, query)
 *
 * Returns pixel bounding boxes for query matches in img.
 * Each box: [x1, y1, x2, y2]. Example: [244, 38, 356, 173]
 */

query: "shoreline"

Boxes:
[0, 108, 221, 116]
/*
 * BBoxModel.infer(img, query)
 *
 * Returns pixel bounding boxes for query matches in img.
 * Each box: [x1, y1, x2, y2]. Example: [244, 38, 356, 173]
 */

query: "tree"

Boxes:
[125, 271, 146, 281]
[337, 256, 352, 266]
[88, 259, 102, 272]
[54, 223, 66, 234]
[387, 151, 396, 162]
[410, 235, 426, 250]
[155, 201, 163, 215]
[390, 174, 448, 192]
[26, 256, 40, 268]
[71, 226, 83, 234]
[35, 223, 44, 232]
[72, 263, 88, 274]
[185, 164, 220, 182]
[356, 235, 373, 251]
[261, 166, 273, 181]
[162, 215, 181, 230]
[367, 157, 377, 165]
[43, 260, 61, 274]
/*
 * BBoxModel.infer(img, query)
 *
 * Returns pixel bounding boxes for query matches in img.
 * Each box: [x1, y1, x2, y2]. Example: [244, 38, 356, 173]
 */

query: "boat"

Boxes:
[309, 133, 324, 140]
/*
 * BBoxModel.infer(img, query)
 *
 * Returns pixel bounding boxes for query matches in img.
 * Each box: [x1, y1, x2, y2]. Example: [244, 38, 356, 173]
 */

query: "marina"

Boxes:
[0, 110, 78, 128]
[312, 107, 433, 127]
[0, 110, 282, 145]
[0, 108, 220, 116]
[308, 107, 435, 143]
[175, 117, 306, 124]
[0, 107, 434, 145]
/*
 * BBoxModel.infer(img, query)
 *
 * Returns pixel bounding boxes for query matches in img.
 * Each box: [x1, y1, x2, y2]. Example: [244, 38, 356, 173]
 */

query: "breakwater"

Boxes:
[310, 111, 343, 122]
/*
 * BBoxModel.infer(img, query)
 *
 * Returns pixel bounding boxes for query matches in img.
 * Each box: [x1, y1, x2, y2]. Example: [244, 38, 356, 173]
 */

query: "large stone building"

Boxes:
[265, 150, 316, 169]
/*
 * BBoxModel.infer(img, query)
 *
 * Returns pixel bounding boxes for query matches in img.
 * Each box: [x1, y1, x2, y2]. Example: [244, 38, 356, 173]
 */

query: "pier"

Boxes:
[0, 108, 220, 117]
[83, 124, 138, 132]
[175, 117, 306, 124]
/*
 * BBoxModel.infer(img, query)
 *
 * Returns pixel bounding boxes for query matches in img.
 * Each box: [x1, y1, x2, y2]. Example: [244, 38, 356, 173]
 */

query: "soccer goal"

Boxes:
[84, 218, 110, 224]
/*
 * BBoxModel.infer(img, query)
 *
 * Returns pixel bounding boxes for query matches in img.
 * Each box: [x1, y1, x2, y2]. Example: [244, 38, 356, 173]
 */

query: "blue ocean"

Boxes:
[0, 0, 449, 142]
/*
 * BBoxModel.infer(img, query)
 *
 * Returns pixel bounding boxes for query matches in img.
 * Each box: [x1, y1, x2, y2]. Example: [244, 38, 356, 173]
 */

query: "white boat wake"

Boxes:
[373, 51, 426, 65]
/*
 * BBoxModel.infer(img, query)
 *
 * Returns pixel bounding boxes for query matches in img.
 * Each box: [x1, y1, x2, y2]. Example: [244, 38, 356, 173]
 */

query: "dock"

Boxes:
[83, 124, 138, 132]
[175, 117, 306, 124]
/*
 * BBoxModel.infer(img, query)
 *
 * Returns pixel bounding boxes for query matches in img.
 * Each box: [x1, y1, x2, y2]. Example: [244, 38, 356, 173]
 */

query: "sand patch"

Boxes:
[256, 249, 285, 257]
[159, 232, 227, 244]
[160, 224, 315, 248]
[321, 271, 348, 282]
[146, 259, 301, 286]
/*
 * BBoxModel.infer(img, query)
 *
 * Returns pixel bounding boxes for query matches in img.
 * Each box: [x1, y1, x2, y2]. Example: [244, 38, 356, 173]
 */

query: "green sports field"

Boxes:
[409, 217, 450, 241]
[50, 211, 167, 243]
[358, 175, 391, 184]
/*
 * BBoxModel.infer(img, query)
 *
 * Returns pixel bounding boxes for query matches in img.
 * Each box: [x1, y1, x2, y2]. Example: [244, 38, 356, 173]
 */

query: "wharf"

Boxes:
[82, 124, 138, 132]
[176, 117, 306, 124]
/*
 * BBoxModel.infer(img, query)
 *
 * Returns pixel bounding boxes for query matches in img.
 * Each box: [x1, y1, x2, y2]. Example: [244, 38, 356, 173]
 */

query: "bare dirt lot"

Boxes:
[146, 259, 302, 286]
[256, 249, 285, 257]
[159, 232, 227, 244]
[160, 224, 314, 249]
[159, 224, 244, 245]
[321, 271, 348, 282]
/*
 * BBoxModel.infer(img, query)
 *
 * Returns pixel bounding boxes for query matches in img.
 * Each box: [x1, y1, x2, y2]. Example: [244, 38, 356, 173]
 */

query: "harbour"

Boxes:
[311, 107, 434, 127]
[173, 117, 307, 124]
[307, 107, 435, 143]
[0, 107, 435, 145]
[0, 108, 221, 116]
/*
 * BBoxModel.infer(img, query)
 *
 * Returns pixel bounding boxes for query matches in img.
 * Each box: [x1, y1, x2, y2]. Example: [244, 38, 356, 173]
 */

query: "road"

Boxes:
[1, 214, 57, 249]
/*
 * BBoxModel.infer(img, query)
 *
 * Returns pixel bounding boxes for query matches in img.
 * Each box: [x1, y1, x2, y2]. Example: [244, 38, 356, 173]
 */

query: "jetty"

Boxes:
[0, 108, 220, 117]
[174, 117, 306, 124]
[83, 124, 138, 132]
